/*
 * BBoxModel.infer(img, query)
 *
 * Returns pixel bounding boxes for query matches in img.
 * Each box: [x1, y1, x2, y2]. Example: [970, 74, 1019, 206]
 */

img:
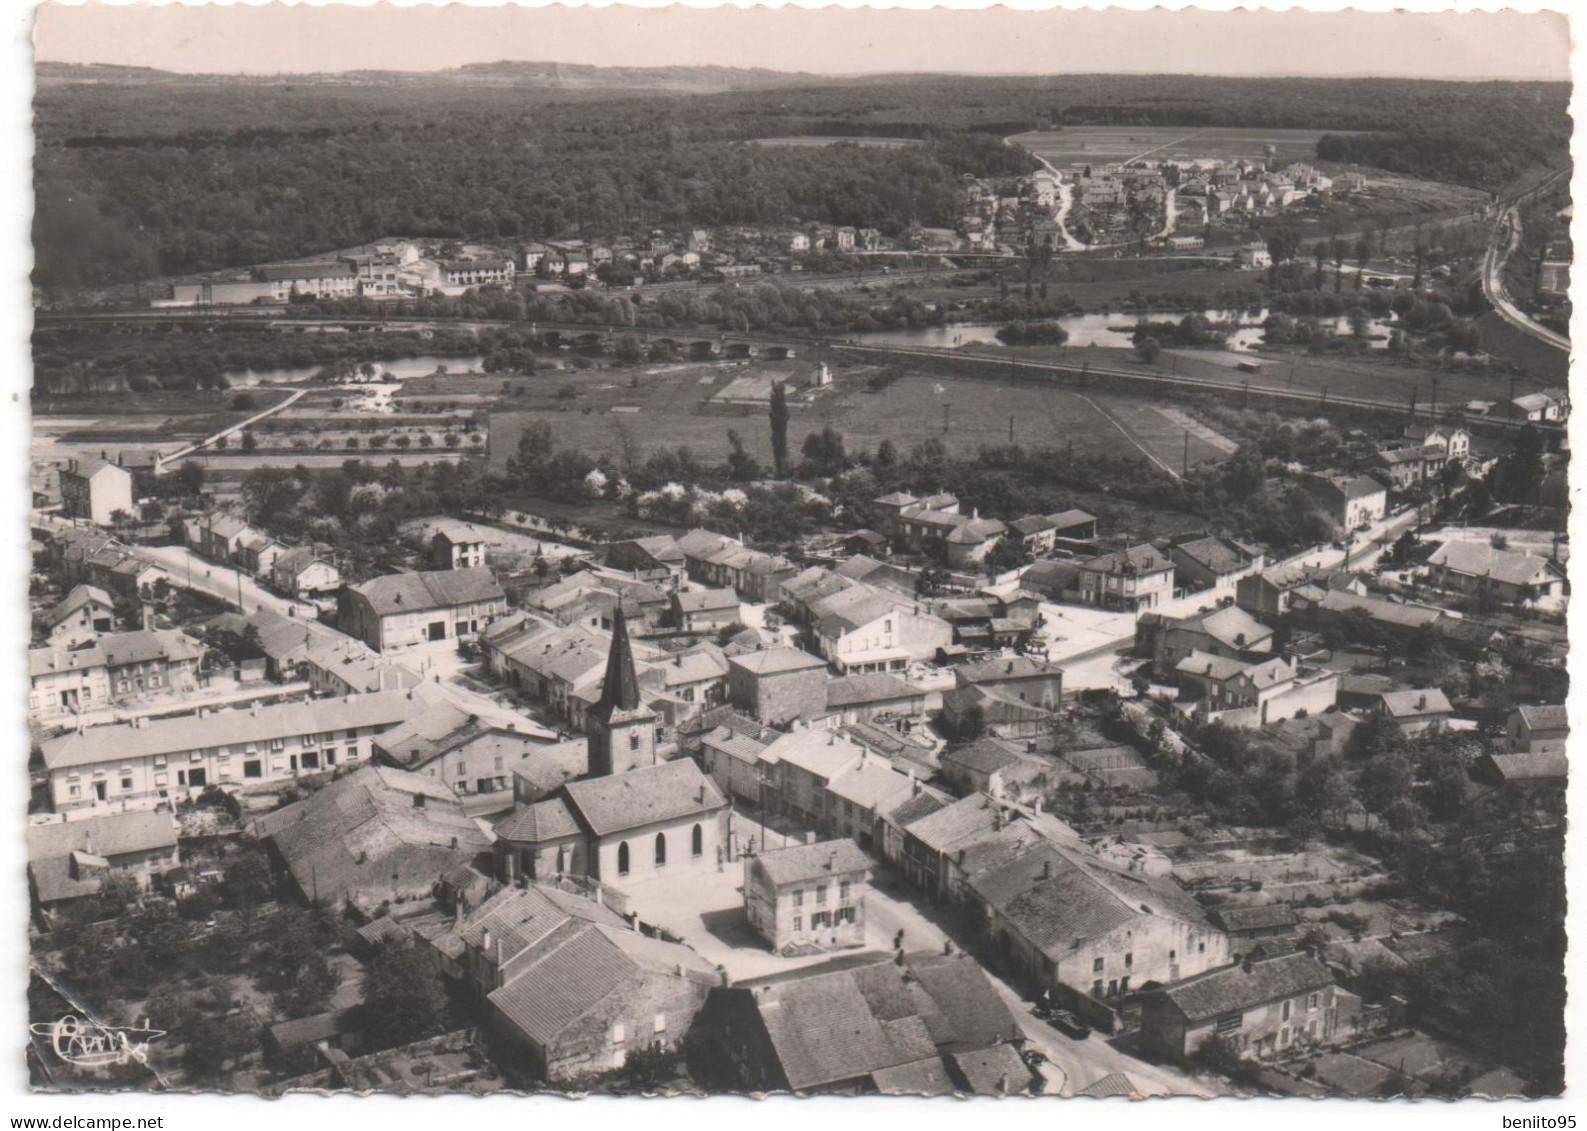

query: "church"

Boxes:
[494, 608, 730, 885]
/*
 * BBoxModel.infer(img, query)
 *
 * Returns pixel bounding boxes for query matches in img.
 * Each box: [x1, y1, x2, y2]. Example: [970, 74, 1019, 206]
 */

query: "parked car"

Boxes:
[1042, 1008, 1091, 1040]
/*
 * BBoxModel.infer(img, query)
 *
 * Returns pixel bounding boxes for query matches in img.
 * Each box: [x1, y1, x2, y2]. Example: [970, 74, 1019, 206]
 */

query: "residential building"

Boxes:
[45, 584, 116, 647]
[371, 700, 555, 808]
[813, 593, 952, 674]
[1236, 562, 1365, 620]
[822, 759, 922, 850]
[340, 567, 507, 651]
[60, 457, 134, 526]
[953, 655, 1064, 711]
[1139, 952, 1338, 1062]
[727, 647, 830, 725]
[1426, 541, 1567, 613]
[1140, 606, 1274, 679]
[671, 588, 741, 632]
[605, 536, 687, 584]
[196, 512, 257, 565]
[450, 885, 719, 1082]
[1402, 424, 1472, 462]
[965, 839, 1229, 1029]
[441, 258, 513, 287]
[1511, 389, 1570, 424]
[27, 808, 181, 914]
[939, 737, 1047, 799]
[760, 729, 867, 830]
[1173, 651, 1339, 727]
[1372, 445, 1445, 489]
[431, 521, 488, 570]
[1297, 475, 1387, 531]
[1505, 703, 1568, 755]
[743, 838, 871, 952]
[700, 724, 773, 807]
[1208, 903, 1300, 947]
[1168, 535, 1265, 597]
[252, 765, 491, 911]
[41, 687, 433, 811]
[29, 629, 204, 724]
[271, 548, 341, 597]
[1372, 688, 1453, 735]
[696, 951, 1025, 1094]
[1076, 545, 1175, 612]
[822, 673, 926, 725]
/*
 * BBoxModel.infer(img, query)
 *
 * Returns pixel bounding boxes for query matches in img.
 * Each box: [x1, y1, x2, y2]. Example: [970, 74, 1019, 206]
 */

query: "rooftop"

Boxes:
[1153, 952, 1333, 1023]
[561, 758, 725, 837]
[752, 838, 872, 886]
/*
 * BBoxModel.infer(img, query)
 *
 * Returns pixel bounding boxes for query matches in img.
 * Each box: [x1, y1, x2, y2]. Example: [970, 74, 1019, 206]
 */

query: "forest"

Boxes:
[33, 69, 1569, 292]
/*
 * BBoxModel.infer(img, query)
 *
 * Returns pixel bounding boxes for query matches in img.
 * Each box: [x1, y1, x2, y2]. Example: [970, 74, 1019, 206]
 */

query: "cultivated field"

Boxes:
[1013, 126, 1359, 169]
[486, 359, 1207, 473]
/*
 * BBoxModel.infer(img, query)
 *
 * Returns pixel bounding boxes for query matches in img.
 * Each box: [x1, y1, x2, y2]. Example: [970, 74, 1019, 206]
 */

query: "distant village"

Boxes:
[149, 152, 1386, 309]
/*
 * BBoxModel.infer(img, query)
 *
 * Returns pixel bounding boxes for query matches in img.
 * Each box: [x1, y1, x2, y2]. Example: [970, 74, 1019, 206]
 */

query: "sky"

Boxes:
[31, 3, 1572, 82]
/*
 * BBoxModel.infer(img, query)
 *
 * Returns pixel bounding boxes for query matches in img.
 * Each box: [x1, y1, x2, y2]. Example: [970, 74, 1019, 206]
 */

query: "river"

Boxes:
[855, 308, 1396, 352]
[225, 354, 487, 387]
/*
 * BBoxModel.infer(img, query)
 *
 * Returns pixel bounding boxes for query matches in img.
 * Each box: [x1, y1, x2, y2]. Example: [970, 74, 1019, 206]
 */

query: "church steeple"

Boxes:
[585, 608, 655, 778]
[595, 607, 641, 714]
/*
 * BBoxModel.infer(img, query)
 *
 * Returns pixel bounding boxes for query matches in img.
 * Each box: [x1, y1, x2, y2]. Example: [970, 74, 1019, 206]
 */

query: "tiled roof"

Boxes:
[562, 759, 725, 837]
[730, 952, 1015, 1092]
[968, 840, 1208, 960]
[1177, 605, 1272, 650]
[494, 797, 581, 843]
[1488, 752, 1568, 782]
[1080, 544, 1170, 575]
[42, 688, 431, 770]
[946, 1045, 1031, 1095]
[824, 673, 919, 709]
[903, 793, 1008, 855]
[825, 760, 917, 812]
[1212, 903, 1299, 933]
[753, 838, 872, 886]
[871, 1058, 956, 1096]
[1155, 953, 1333, 1023]
[956, 655, 1062, 684]
[1076, 1072, 1137, 1097]
[1317, 589, 1444, 629]
[728, 646, 828, 676]
[760, 730, 867, 780]
[673, 588, 740, 613]
[1175, 650, 1247, 683]
[942, 737, 1025, 776]
[700, 726, 769, 766]
[1378, 688, 1452, 719]
[486, 923, 640, 1046]
[256, 765, 489, 905]
[350, 567, 504, 617]
[1428, 541, 1560, 587]
[48, 584, 113, 627]
[27, 809, 178, 862]
[1172, 536, 1253, 575]
[1516, 704, 1569, 732]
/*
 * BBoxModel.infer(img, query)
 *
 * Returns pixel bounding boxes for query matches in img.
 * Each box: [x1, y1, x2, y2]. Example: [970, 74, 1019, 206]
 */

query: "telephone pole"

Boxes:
[1183, 430, 1190, 476]
[942, 404, 951, 434]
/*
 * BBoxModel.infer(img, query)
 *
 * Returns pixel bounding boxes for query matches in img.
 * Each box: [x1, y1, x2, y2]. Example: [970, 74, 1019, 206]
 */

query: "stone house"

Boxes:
[1139, 952, 1338, 1062]
[742, 838, 871, 953]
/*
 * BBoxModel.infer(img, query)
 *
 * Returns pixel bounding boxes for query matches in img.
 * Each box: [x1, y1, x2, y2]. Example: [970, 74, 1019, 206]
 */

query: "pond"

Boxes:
[855, 308, 1397, 352]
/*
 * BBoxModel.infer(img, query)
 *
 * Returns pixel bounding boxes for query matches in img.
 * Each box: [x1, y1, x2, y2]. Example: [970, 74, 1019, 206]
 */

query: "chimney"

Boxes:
[413, 792, 426, 809]
[1041, 859, 1052, 880]
[826, 851, 837, 872]
[1416, 694, 1427, 711]
[482, 928, 492, 951]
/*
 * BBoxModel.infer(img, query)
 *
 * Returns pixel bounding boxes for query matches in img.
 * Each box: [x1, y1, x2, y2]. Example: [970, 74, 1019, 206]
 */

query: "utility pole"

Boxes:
[1009, 415, 1015, 444]
[942, 403, 951, 434]
[1183, 430, 1190, 476]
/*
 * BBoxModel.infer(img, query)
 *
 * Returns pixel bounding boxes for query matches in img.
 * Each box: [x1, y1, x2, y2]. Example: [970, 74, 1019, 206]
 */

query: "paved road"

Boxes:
[138, 543, 317, 617]
[163, 387, 310, 464]
[1482, 205, 1569, 353]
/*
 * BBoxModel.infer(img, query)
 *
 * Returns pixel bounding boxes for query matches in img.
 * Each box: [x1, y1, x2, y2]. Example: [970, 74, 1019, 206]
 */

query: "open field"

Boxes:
[957, 341, 1547, 417]
[486, 359, 1194, 473]
[750, 135, 919, 149]
[1013, 126, 1358, 169]
[1096, 397, 1233, 473]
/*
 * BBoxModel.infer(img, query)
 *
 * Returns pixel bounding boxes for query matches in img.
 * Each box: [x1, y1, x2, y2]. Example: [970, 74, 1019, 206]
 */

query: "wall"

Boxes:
[730, 665, 828, 727]
[593, 810, 727, 883]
